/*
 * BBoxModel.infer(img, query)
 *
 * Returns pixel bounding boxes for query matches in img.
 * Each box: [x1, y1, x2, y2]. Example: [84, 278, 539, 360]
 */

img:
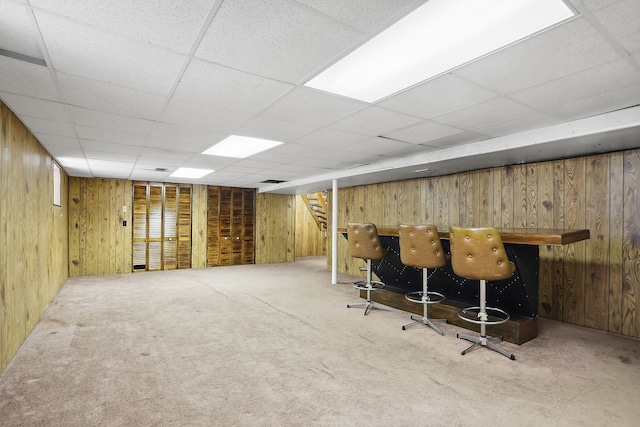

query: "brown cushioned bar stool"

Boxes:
[449, 226, 516, 360]
[399, 225, 448, 334]
[346, 223, 391, 315]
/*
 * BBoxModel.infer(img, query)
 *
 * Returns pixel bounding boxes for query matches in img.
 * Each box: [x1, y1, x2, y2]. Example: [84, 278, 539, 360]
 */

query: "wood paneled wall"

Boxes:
[255, 193, 295, 264]
[69, 177, 133, 276]
[329, 149, 640, 339]
[1, 101, 69, 372]
[295, 196, 326, 257]
[191, 184, 208, 269]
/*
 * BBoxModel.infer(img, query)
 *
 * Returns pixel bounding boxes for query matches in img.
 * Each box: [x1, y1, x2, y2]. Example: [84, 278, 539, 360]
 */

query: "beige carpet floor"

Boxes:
[1, 257, 639, 426]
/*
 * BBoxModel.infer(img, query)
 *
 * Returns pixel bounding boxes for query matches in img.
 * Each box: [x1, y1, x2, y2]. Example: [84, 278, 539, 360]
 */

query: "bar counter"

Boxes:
[338, 226, 590, 344]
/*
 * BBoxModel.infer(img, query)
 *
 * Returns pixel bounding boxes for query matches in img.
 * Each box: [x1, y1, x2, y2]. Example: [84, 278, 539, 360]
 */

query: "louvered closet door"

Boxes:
[163, 185, 178, 270]
[132, 182, 192, 271]
[207, 186, 255, 266]
[132, 183, 148, 271]
[177, 185, 192, 269]
[207, 186, 220, 267]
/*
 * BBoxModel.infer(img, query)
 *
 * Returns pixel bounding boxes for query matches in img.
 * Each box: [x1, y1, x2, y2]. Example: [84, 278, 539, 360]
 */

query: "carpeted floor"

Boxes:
[1, 257, 639, 426]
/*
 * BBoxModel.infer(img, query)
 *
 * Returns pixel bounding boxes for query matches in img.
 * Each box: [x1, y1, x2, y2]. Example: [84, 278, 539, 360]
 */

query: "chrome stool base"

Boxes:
[457, 333, 516, 360]
[402, 314, 447, 335]
[402, 291, 447, 335]
[457, 305, 515, 360]
[347, 280, 390, 315]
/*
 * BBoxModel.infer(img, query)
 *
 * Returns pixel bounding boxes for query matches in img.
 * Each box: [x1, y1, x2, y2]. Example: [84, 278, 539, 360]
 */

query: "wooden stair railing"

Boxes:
[301, 192, 328, 231]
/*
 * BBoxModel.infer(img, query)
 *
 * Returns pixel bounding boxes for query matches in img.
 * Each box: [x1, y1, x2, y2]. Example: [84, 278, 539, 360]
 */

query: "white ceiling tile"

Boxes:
[455, 17, 621, 95]
[35, 134, 81, 148]
[383, 120, 464, 144]
[173, 59, 293, 114]
[19, 115, 75, 137]
[149, 122, 226, 145]
[56, 72, 167, 120]
[0, 1, 43, 59]
[67, 106, 154, 135]
[44, 145, 85, 158]
[378, 73, 498, 119]
[510, 59, 640, 111]
[138, 147, 194, 161]
[423, 131, 489, 149]
[0, 57, 59, 101]
[80, 139, 142, 156]
[28, 0, 215, 53]
[293, 128, 368, 148]
[473, 113, 561, 138]
[0, 93, 68, 121]
[579, 0, 620, 11]
[294, 0, 422, 33]
[194, 0, 363, 83]
[161, 98, 252, 133]
[547, 84, 640, 121]
[594, 0, 640, 55]
[35, 12, 186, 95]
[433, 97, 537, 131]
[128, 169, 171, 181]
[84, 151, 137, 163]
[342, 136, 415, 155]
[330, 106, 421, 136]
[145, 136, 213, 154]
[262, 86, 367, 127]
[234, 116, 317, 143]
[75, 125, 148, 146]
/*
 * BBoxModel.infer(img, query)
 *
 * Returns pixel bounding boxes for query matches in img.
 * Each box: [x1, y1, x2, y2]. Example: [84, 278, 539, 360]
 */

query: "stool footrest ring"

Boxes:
[404, 291, 445, 304]
[352, 280, 385, 291]
[457, 306, 510, 325]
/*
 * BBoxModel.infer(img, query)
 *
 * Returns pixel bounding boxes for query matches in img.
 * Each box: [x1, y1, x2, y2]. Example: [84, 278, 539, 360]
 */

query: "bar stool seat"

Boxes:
[449, 226, 516, 360]
[346, 222, 391, 315]
[399, 224, 448, 334]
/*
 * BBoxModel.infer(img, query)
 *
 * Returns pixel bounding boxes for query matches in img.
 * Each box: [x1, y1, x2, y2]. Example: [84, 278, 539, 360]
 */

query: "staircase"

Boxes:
[301, 192, 328, 231]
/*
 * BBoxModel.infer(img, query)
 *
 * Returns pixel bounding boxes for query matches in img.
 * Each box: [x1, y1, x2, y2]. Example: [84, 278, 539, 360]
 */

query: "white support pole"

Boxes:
[331, 179, 338, 284]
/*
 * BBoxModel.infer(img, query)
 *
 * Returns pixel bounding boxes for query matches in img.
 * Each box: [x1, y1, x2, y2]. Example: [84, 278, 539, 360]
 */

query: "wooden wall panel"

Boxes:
[537, 161, 556, 318]
[622, 150, 640, 337]
[256, 193, 294, 264]
[191, 184, 208, 269]
[584, 155, 609, 330]
[1, 101, 69, 373]
[294, 196, 326, 257]
[68, 177, 132, 276]
[608, 152, 624, 333]
[331, 147, 640, 340]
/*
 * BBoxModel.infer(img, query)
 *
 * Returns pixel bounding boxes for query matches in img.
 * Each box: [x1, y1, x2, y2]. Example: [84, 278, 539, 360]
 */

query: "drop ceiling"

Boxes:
[0, 0, 639, 195]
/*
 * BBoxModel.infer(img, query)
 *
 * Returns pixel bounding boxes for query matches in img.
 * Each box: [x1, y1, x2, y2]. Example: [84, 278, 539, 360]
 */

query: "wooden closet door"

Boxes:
[207, 186, 220, 267]
[132, 183, 148, 271]
[242, 189, 255, 264]
[147, 184, 163, 271]
[207, 186, 255, 266]
[231, 188, 243, 265]
[132, 182, 192, 271]
[163, 185, 178, 270]
[219, 187, 233, 266]
[177, 185, 192, 269]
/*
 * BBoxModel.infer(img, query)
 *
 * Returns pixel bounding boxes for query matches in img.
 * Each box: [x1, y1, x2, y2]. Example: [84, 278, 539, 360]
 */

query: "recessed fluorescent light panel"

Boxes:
[170, 167, 214, 179]
[202, 135, 283, 158]
[305, 0, 575, 102]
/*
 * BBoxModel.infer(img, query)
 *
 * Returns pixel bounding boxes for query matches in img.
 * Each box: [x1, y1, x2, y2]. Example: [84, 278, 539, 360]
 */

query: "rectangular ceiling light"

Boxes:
[202, 135, 283, 158]
[170, 167, 214, 179]
[305, 0, 575, 102]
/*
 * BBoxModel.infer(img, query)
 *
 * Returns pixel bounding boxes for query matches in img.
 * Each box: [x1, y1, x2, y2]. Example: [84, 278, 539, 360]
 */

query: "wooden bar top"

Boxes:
[338, 226, 590, 246]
